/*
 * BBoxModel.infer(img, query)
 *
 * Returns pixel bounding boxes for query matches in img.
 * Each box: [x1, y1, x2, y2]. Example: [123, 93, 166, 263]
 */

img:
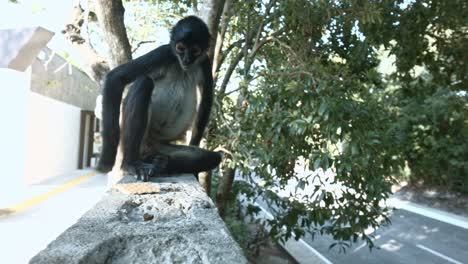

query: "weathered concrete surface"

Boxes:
[30, 175, 247, 264]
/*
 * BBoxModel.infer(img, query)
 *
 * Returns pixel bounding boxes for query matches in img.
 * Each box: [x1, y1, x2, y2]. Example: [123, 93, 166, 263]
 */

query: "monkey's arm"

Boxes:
[98, 45, 173, 172]
[190, 58, 214, 146]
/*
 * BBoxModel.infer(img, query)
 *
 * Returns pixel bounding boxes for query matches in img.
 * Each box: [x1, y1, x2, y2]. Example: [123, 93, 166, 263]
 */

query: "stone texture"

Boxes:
[30, 175, 246, 264]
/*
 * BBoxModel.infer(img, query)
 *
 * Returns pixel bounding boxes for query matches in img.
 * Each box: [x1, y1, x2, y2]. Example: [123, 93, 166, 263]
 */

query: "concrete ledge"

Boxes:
[30, 175, 246, 264]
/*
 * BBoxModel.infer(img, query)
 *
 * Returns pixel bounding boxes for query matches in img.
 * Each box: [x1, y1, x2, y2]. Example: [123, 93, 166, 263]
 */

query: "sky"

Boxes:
[0, 0, 175, 68]
[0, 0, 71, 31]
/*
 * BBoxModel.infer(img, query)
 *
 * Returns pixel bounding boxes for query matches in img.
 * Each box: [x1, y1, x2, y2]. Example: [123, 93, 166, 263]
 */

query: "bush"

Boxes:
[395, 87, 468, 193]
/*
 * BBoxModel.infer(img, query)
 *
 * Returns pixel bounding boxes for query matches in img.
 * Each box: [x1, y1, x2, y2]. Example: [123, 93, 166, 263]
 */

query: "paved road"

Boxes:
[0, 169, 108, 264]
[243, 172, 468, 264]
[255, 196, 468, 264]
[307, 208, 468, 264]
[252, 191, 468, 264]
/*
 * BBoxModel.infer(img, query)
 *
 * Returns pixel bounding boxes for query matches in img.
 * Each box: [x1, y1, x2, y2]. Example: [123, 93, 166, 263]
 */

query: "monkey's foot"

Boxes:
[134, 162, 155, 182]
[127, 155, 169, 182]
[128, 162, 161, 182]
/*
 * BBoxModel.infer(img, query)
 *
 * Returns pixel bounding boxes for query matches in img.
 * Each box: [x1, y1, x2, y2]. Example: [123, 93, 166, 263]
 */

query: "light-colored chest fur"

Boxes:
[146, 65, 202, 142]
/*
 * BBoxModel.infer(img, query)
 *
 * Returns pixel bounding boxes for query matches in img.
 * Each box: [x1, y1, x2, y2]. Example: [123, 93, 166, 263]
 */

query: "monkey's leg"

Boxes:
[145, 143, 222, 177]
[121, 77, 158, 181]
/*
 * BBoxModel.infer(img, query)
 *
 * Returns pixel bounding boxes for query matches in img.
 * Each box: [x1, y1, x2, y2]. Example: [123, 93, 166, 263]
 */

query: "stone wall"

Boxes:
[30, 175, 247, 264]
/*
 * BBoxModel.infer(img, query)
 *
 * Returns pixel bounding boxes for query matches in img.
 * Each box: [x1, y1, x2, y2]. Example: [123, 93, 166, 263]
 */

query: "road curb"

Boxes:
[387, 198, 468, 229]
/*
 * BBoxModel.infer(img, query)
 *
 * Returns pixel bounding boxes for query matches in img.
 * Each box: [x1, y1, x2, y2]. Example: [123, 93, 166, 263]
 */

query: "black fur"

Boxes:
[97, 16, 221, 181]
[98, 45, 173, 171]
[190, 58, 213, 146]
[171, 16, 211, 50]
[121, 77, 154, 166]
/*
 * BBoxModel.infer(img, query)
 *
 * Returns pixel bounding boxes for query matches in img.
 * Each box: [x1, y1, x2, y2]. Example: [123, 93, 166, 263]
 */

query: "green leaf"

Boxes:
[318, 101, 327, 116]
[351, 144, 360, 155]
[314, 158, 321, 170]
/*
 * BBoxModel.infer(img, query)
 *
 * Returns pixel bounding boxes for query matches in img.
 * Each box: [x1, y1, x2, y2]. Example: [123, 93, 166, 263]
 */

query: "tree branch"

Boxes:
[225, 86, 242, 96]
[131, 40, 157, 54]
[219, 50, 244, 96]
[218, 3, 281, 97]
[249, 30, 284, 59]
[212, 0, 233, 79]
[252, 0, 277, 51]
[218, 38, 243, 72]
[94, 0, 132, 67]
[205, 0, 226, 62]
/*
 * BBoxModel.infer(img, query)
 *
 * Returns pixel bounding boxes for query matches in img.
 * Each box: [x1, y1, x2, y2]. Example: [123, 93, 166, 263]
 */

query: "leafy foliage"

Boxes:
[206, 0, 467, 249]
[205, 0, 398, 249]
[395, 86, 468, 192]
[373, 0, 468, 193]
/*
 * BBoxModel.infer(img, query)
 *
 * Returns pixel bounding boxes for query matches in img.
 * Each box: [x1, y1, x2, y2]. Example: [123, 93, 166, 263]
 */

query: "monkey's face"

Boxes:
[174, 42, 204, 70]
[170, 16, 210, 70]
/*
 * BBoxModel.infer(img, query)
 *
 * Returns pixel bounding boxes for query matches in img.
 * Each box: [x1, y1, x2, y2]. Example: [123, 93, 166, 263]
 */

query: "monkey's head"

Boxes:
[170, 16, 211, 70]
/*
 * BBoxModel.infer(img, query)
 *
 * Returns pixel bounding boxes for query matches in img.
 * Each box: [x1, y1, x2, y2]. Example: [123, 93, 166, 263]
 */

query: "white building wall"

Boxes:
[0, 68, 30, 187]
[24, 92, 81, 184]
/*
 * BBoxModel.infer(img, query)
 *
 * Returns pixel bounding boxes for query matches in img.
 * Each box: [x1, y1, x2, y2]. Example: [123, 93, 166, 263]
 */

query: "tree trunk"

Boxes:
[212, 0, 232, 80]
[62, 0, 110, 85]
[94, 0, 132, 67]
[196, 0, 226, 62]
[216, 162, 235, 219]
[197, 137, 212, 194]
[199, 171, 212, 194]
[193, 0, 226, 196]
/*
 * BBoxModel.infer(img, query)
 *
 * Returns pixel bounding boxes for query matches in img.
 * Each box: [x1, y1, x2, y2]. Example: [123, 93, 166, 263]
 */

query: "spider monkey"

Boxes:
[97, 16, 222, 181]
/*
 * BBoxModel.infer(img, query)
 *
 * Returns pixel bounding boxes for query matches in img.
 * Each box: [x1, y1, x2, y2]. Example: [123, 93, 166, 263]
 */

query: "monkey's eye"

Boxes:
[191, 46, 201, 56]
[175, 43, 186, 53]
